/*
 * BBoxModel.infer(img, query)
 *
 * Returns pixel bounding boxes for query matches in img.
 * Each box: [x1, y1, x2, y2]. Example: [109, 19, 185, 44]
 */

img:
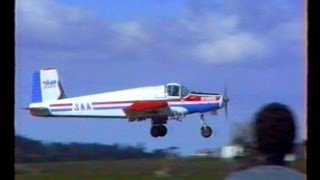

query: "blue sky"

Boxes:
[15, 0, 305, 155]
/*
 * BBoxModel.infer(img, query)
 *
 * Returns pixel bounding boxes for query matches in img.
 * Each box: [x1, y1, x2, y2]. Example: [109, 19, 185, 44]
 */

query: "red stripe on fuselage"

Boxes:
[50, 103, 73, 107]
[127, 101, 168, 112]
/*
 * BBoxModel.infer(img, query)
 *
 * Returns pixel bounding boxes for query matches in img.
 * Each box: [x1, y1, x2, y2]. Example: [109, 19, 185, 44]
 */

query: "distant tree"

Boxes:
[152, 149, 167, 158]
[135, 142, 146, 152]
[15, 134, 172, 162]
[166, 146, 180, 158]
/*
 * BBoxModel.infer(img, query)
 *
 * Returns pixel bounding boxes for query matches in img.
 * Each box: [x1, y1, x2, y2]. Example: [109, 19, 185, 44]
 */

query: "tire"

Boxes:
[159, 125, 167, 137]
[150, 126, 159, 137]
[201, 126, 212, 138]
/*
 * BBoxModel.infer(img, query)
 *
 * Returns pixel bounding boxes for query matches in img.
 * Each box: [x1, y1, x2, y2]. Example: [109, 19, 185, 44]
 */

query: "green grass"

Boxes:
[15, 158, 306, 180]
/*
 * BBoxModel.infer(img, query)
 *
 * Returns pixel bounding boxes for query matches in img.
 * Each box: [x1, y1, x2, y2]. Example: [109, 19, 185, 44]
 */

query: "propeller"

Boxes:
[223, 82, 230, 119]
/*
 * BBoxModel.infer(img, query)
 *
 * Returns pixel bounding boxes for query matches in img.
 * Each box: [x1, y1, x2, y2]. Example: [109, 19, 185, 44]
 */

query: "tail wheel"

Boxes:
[201, 126, 212, 138]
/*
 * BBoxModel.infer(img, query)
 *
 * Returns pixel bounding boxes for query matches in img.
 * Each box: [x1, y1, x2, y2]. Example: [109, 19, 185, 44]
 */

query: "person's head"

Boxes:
[253, 102, 296, 165]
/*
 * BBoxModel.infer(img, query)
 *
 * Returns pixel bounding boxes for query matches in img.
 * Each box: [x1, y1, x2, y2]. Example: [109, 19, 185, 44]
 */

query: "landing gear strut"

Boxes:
[150, 125, 167, 138]
[200, 114, 213, 138]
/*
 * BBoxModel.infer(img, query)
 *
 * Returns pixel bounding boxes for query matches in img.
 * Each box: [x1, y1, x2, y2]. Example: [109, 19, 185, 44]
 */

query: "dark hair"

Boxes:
[254, 102, 296, 159]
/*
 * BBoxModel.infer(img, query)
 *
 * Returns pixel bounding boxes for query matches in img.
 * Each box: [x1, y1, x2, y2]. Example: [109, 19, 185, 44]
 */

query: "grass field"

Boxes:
[15, 158, 306, 180]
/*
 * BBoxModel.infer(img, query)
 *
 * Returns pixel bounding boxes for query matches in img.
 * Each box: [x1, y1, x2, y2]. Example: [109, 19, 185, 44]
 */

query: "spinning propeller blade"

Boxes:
[223, 82, 230, 119]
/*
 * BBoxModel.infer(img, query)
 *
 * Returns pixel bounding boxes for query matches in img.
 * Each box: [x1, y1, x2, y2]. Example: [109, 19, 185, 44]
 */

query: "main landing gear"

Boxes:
[150, 116, 168, 138]
[200, 114, 212, 138]
[150, 125, 167, 137]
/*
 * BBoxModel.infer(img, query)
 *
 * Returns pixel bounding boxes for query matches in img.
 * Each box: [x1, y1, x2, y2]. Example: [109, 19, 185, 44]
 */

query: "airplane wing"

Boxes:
[123, 101, 172, 120]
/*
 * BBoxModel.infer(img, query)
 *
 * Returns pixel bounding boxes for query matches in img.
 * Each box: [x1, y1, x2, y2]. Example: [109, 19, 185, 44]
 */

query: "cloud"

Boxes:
[16, 0, 104, 50]
[176, 0, 304, 63]
[16, 0, 304, 64]
[112, 22, 149, 45]
[193, 33, 266, 63]
[108, 21, 151, 57]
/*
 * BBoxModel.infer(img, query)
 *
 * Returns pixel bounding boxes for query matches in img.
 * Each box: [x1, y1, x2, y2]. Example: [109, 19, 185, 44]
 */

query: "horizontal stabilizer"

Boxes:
[23, 107, 51, 117]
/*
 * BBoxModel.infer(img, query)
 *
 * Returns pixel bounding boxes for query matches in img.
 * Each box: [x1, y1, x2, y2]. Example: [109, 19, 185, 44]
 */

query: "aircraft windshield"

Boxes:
[181, 85, 190, 97]
[166, 84, 190, 97]
[167, 85, 180, 97]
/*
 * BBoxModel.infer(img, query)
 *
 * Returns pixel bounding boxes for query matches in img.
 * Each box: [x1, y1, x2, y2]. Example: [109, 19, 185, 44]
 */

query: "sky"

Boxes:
[15, 0, 305, 155]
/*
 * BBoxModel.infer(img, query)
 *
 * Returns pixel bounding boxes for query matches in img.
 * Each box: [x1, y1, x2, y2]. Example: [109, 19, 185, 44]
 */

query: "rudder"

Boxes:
[31, 68, 66, 103]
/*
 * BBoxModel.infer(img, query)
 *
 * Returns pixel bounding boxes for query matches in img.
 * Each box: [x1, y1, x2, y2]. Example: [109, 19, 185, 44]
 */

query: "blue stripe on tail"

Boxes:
[31, 71, 42, 103]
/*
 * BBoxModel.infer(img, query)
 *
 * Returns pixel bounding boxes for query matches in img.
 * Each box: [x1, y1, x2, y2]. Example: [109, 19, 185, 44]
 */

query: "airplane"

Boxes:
[26, 68, 230, 138]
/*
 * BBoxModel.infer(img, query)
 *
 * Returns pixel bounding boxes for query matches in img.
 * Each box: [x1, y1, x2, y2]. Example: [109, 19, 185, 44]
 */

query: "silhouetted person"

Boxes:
[226, 102, 305, 180]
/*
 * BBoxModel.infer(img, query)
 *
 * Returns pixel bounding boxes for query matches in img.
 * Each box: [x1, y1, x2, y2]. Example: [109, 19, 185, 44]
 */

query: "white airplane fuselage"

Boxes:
[27, 68, 229, 138]
[30, 84, 224, 119]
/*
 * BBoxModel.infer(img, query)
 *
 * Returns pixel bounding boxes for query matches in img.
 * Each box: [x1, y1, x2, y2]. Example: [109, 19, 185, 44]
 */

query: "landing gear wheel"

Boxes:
[159, 125, 167, 137]
[150, 125, 167, 137]
[150, 126, 160, 137]
[201, 126, 212, 138]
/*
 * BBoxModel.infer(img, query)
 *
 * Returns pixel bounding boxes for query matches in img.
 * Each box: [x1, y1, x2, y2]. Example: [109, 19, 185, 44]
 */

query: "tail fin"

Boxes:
[31, 68, 66, 103]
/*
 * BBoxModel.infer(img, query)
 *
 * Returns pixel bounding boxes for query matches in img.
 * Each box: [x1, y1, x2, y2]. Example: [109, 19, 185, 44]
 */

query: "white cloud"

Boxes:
[16, 0, 62, 34]
[180, 13, 239, 38]
[194, 33, 266, 63]
[110, 21, 150, 48]
[16, 0, 304, 65]
[177, 12, 267, 63]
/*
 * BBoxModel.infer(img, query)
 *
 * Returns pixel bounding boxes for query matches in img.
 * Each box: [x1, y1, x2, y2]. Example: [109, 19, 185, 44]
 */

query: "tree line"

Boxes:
[15, 135, 172, 163]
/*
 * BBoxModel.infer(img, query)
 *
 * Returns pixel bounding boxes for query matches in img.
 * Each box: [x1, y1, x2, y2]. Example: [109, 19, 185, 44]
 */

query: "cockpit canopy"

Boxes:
[166, 83, 190, 97]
